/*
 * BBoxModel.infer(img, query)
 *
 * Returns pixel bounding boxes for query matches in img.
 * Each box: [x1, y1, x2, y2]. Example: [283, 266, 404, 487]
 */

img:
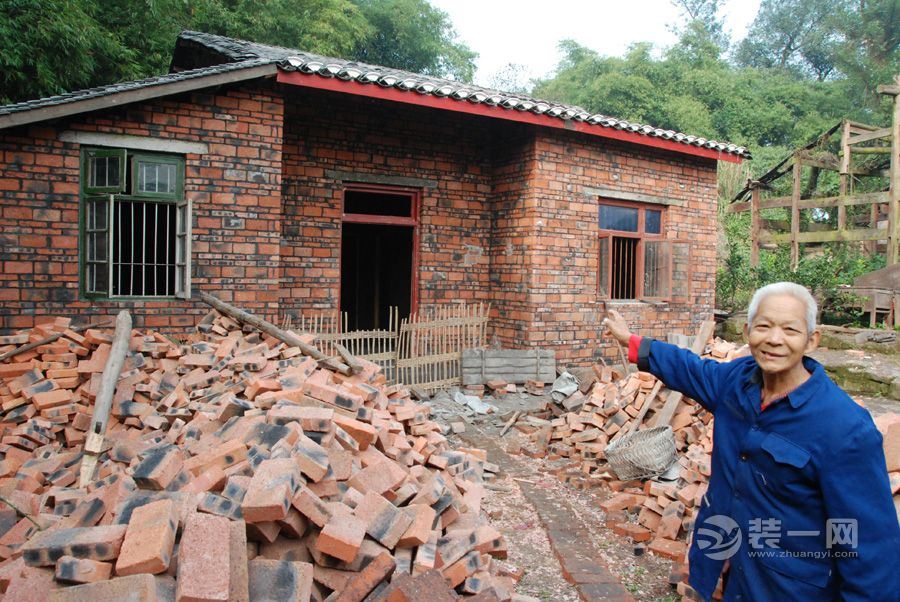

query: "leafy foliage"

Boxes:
[351, 0, 476, 81]
[0, 0, 477, 104]
[0, 0, 135, 104]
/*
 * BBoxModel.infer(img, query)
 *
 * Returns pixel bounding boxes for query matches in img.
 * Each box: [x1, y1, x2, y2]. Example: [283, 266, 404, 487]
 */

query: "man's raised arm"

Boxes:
[603, 310, 732, 414]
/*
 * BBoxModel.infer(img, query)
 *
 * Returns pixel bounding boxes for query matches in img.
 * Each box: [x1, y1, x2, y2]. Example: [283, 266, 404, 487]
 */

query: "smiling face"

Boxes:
[744, 293, 820, 376]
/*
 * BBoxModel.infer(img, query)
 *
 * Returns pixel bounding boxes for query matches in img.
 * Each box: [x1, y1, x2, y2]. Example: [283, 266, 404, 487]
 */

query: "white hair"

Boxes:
[747, 282, 817, 335]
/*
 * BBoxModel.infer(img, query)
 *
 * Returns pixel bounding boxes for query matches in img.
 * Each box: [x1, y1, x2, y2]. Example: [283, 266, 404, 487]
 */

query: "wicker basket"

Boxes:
[604, 425, 677, 480]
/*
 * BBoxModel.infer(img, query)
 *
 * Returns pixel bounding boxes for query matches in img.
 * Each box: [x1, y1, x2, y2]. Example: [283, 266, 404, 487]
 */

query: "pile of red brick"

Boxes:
[507, 346, 744, 576]
[0, 315, 519, 601]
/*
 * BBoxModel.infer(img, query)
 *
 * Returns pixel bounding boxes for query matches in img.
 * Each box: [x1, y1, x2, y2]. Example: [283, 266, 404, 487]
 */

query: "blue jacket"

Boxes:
[637, 339, 900, 601]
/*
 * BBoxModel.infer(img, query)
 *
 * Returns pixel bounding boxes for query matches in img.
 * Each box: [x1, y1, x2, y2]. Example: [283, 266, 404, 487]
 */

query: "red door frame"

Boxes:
[341, 182, 420, 316]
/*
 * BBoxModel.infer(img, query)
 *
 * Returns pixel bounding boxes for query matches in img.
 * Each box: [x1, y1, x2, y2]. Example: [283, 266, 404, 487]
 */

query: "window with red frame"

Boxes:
[598, 200, 676, 300]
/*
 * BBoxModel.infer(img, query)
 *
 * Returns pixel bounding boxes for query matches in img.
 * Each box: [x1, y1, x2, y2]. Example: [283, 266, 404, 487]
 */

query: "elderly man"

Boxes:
[603, 282, 899, 601]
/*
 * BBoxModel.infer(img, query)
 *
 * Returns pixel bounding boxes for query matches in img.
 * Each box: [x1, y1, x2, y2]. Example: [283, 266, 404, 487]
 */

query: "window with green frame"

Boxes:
[80, 148, 191, 299]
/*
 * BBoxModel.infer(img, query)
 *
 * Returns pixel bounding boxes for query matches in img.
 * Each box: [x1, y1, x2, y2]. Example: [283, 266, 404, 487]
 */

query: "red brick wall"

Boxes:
[279, 88, 501, 320]
[525, 131, 719, 365]
[487, 130, 538, 348]
[0, 83, 283, 332]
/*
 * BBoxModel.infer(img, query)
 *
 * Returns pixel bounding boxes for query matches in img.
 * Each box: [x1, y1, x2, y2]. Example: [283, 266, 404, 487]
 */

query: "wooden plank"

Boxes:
[650, 319, 715, 429]
[462, 349, 554, 359]
[462, 373, 555, 383]
[847, 127, 891, 146]
[461, 355, 555, 365]
[797, 154, 840, 171]
[735, 191, 887, 212]
[461, 349, 557, 386]
[461, 363, 555, 372]
[461, 359, 556, 369]
[850, 146, 892, 154]
[760, 228, 885, 244]
[795, 192, 888, 209]
[461, 373, 556, 386]
[847, 120, 883, 132]
[461, 364, 555, 372]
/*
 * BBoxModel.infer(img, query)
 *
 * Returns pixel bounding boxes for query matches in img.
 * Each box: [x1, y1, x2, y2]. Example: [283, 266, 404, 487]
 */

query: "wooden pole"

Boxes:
[198, 291, 352, 375]
[333, 342, 363, 375]
[880, 77, 900, 265]
[499, 410, 521, 437]
[791, 156, 802, 271]
[78, 310, 131, 488]
[750, 183, 761, 268]
[839, 120, 850, 232]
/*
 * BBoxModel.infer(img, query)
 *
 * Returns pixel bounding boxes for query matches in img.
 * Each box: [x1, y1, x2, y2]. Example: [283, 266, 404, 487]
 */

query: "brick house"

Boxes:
[0, 31, 748, 365]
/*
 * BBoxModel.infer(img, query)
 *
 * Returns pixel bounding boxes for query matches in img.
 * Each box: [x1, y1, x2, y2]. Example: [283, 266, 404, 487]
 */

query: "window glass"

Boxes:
[137, 160, 177, 195]
[88, 155, 121, 190]
[345, 190, 412, 217]
[645, 209, 661, 234]
[599, 204, 639, 232]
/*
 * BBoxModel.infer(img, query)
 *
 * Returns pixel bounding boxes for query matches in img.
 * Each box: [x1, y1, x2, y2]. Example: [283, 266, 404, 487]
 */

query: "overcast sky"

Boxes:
[429, 0, 761, 88]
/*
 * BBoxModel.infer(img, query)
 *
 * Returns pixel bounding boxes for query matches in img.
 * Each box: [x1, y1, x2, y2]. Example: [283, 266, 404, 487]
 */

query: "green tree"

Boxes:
[188, 0, 371, 59]
[832, 0, 899, 108]
[351, 0, 476, 81]
[0, 0, 478, 104]
[734, 0, 843, 80]
[0, 0, 135, 104]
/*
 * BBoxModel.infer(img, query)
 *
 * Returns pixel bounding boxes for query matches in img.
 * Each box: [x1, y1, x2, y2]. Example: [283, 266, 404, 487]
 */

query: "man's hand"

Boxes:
[602, 309, 632, 347]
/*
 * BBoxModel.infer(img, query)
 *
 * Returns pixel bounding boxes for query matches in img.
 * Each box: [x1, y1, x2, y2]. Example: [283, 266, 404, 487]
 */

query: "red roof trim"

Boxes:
[276, 70, 742, 164]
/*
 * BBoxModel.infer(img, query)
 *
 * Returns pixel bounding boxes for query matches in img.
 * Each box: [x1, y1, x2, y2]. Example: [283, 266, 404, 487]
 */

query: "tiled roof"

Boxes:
[0, 58, 275, 118]
[179, 31, 751, 159]
[0, 30, 749, 159]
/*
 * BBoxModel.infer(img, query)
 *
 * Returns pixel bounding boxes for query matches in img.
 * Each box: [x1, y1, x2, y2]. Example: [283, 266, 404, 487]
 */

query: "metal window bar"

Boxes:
[110, 198, 179, 297]
[164, 203, 170, 296]
[152, 203, 157, 294]
[141, 202, 146, 295]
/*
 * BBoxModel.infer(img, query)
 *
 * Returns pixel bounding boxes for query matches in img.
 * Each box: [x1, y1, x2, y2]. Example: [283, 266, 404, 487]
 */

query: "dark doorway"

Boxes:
[341, 186, 418, 331]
